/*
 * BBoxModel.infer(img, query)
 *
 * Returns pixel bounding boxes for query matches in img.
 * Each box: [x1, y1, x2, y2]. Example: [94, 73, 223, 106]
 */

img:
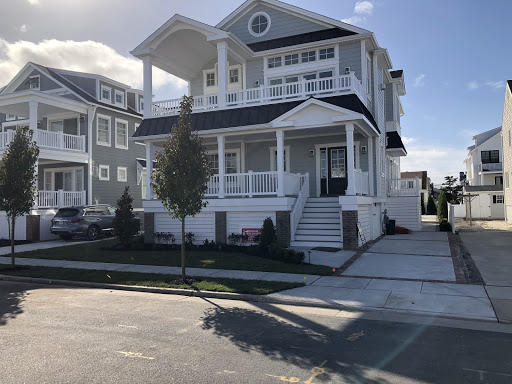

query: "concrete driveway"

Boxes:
[460, 230, 512, 323]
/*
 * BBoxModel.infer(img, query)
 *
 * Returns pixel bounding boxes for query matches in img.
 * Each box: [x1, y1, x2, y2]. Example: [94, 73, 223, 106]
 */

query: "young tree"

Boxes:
[152, 96, 210, 281]
[113, 186, 139, 248]
[437, 190, 448, 220]
[427, 195, 436, 215]
[420, 194, 426, 215]
[0, 126, 39, 267]
[442, 175, 462, 203]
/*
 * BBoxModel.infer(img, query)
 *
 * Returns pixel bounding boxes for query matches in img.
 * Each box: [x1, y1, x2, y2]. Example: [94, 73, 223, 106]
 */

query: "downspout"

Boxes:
[87, 106, 97, 205]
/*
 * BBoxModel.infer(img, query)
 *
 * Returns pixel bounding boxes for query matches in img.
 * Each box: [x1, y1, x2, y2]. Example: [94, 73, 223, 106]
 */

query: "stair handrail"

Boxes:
[290, 173, 310, 242]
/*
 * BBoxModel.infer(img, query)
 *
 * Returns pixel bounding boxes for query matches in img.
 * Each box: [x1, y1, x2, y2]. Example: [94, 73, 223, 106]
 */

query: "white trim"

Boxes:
[98, 164, 110, 181]
[96, 113, 111, 147]
[205, 148, 241, 173]
[114, 89, 125, 108]
[100, 85, 112, 104]
[114, 118, 129, 150]
[248, 11, 271, 37]
[269, 145, 290, 172]
[117, 166, 128, 182]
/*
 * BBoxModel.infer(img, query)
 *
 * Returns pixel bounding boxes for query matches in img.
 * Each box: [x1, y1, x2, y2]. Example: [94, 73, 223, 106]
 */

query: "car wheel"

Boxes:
[59, 234, 72, 241]
[86, 226, 100, 241]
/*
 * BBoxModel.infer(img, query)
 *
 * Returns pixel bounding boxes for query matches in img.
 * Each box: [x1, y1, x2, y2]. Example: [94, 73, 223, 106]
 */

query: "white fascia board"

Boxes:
[216, 0, 369, 35]
[38, 148, 89, 163]
[0, 62, 36, 95]
[51, 68, 131, 89]
[374, 48, 393, 70]
[252, 33, 371, 57]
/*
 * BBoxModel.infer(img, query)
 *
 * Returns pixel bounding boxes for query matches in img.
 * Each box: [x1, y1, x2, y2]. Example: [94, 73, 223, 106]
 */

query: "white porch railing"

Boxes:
[204, 171, 306, 198]
[0, 129, 86, 152]
[388, 177, 420, 197]
[479, 163, 502, 172]
[354, 169, 370, 196]
[151, 73, 366, 117]
[37, 190, 86, 208]
[290, 173, 310, 241]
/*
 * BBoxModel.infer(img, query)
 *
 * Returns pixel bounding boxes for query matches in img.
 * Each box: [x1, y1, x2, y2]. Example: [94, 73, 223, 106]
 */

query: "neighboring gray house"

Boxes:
[0, 63, 145, 231]
[131, 0, 417, 249]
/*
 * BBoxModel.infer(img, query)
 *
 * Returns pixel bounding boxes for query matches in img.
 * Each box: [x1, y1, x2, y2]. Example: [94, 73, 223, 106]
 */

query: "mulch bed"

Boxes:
[449, 232, 485, 285]
[0, 240, 31, 248]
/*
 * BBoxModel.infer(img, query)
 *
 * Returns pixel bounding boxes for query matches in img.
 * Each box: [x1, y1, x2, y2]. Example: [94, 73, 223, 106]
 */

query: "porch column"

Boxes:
[29, 101, 38, 134]
[276, 130, 285, 197]
[217, 136, 225, 198]
[217, 41, 228, 108]
[375, 137, 382, 197]
[33, 159, 39, 210]
[367, 136, 374, 196]
[87, 106, 96, 205]
[346, 123, 356, 196]
[145, 142, 153, 200]
[143, 56, 153, 118]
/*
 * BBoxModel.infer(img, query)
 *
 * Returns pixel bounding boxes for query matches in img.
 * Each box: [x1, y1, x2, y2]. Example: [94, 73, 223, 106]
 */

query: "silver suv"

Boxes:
[50, 205, 116, 241]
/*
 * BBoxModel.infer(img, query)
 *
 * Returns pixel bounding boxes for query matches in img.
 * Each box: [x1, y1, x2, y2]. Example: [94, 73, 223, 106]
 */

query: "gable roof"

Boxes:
[472, 126, 501, 148]
[216, 0, 370, 35]
[134, 94, 378, 138]
[247, 28, 357, 52]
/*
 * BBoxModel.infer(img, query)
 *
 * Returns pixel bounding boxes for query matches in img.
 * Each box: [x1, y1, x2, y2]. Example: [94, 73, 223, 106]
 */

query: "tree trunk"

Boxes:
[10, 216, 16, 268]
[181, 218, 186, 281]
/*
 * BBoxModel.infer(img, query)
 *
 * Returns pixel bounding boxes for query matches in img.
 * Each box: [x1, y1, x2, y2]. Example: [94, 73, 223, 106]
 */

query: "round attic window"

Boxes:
[248, 12, 271, 37]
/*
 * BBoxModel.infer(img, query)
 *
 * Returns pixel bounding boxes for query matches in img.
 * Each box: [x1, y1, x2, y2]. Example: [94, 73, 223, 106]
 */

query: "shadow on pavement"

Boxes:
[0, 279, 29, 326]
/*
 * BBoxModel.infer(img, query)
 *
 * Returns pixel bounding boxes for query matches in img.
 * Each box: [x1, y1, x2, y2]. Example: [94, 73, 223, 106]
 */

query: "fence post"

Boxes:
[57, 189, 64, 208]
[58, 131, 64, 149]
[248, 170, 253, 198]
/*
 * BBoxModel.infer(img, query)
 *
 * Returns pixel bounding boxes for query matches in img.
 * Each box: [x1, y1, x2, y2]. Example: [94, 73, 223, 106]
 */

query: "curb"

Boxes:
[0, 274, 499, 323]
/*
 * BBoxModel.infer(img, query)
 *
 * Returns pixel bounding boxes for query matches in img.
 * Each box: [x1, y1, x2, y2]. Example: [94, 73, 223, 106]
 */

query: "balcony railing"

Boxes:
[388, 178, 420, 197]
[151, 73, 366, 117]
[37, 190, 86, 208]
[479, 163, 502, 172]
[354, 169, 370, 196]
[0, 129, 86, 152]
[204, 171, 305, 198]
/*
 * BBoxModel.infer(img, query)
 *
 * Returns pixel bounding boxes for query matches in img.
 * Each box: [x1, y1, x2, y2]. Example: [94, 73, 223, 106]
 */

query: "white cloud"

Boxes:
[400, 144, 467, 184]
[354, 1, 374, 15]
[401, 137, 416, 145]
[412, 74, 427, 87]
[27, 0, 40, 4]
[0, 39, 186, 97]
[341, 16, 366, 25]
[467, 81, 479, 90]
[485, 81, 504, 90]
[19, 25, 28, 33]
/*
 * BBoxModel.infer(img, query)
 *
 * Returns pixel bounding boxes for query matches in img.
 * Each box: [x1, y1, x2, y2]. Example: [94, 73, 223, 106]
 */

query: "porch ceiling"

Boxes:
[0, 91, 88, 117]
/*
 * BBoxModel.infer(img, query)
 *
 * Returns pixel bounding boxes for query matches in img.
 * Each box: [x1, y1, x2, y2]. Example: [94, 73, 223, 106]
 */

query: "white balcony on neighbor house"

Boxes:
[388, 177, 420, 197]
[150, 73, 366, 118]
[479, 163, 502, 173]
[0, 129, 86, 152]
[37, 190, 86, 208]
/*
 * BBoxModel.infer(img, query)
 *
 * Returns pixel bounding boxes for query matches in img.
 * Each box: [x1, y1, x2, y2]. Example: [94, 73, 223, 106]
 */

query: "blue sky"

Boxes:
[0, 0, 510, 184]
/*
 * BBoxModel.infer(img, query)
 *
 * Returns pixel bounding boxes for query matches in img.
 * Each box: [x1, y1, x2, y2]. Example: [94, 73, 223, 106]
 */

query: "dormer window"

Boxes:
[139, 97, 144, 113]
[114, 90, 125, 107]
[248, 12, 271, 37]
[29, 75, 40, 90]
[206, 72, 216, 87]
[229, 69, 239, 84]
[101, 85, 112, 103]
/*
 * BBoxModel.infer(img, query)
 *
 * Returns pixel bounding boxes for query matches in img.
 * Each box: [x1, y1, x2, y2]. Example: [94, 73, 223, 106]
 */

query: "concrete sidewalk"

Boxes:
[0, 254, 497, 322]
[0, 239, 103, 255]
[460, 231, 512, 323]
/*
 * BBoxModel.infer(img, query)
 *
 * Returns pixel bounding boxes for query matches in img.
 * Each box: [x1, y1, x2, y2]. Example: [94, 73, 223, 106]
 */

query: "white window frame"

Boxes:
[139, 97, 144, 114]
[5, 114, 17, 121]
[29, 75, 40, 91]
[248, 11, 271, 37]
[114, 118, 129, 150]
[99, 165, 110, 181]
[100, 85, 112, 103]
[117, 166, 128, 182]
[42, 166, 84, 192]
[114, 90, 125, 108]
[269, 146, 290, 173]
[203, 68, 218, 94]
[206, 149, 241, 174]
[96, 114, 111, 147]
[228, 64, 243, 91]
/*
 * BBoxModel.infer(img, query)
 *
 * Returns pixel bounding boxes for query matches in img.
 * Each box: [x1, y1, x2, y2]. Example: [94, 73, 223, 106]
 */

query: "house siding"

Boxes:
[385, 84, 394, 121]
[91, 107, 144, 208]
[386, 196, 422, 231]
[225, 3, 327, 45]
[339, 42, 362, 81]
[154, 212, 215, 244]
[14, 69, 61, 93]
[502, 84, 512, 222]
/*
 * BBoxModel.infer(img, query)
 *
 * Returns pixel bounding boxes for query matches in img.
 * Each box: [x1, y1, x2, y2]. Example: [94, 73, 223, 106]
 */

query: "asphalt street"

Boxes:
[1, 281, 511, 384]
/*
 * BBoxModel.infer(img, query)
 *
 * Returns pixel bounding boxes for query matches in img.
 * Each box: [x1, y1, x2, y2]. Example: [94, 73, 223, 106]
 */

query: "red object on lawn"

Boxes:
[395, 226, 410, 234]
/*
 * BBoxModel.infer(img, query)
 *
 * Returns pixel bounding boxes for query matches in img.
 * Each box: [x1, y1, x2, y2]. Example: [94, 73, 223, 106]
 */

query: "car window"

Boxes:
[108, 207, 116, 215]
[84, 208, 104, 216]
[55, 209, 80, 218]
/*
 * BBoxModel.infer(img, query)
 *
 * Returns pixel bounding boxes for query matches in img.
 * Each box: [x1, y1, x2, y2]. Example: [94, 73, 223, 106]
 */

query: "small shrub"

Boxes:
[439, 219, 452, 232]
[437, 191, 448, 220]
[427, 195, 436, 215]
[185, 232, 195, 247]
[228, 233, 241, 246]
[112, 186, 139, 248]
[253, 234, 261, 244]
[420, 194, 426, 215]
[260, 217, 277, 249]
[268, 243, 283, 260]
[284, 249, 305, 264]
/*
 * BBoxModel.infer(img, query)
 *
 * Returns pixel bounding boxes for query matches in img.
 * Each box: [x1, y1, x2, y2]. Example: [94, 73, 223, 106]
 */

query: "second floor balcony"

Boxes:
[151, 72, 365, 118]
[479, 163, 502, 173]
[0, 129, 86, 152]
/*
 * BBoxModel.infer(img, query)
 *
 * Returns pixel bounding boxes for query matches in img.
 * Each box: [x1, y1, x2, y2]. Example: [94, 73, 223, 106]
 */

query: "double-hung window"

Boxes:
[97, 114, 111, 146]
[101, 85, 111, 103]
[206, 72, 216, 87]
[268, 57, 282, 68]
[207, 152, 238, 175]
[229, 69, 239, 84]
[115, 119, 128, 149]
[117, 167, 127, 182]
[114, 90, 125, 107]
[319, 48, 335, 60]
[481, 150, 499, 164]
[99, 165, 110, 181]
[285, 54, 299, 66]
[29, 75, 40, 90]
[301, 51, 316, 63]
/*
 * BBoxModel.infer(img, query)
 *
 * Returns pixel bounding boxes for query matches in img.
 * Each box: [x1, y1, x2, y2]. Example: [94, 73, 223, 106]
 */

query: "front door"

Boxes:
[320, 147, 347, 195]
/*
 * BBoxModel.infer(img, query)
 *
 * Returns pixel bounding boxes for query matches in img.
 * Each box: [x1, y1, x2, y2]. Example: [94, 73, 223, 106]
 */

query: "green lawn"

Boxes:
[0, 266, 302, 295]
[13, 240, 334, 276]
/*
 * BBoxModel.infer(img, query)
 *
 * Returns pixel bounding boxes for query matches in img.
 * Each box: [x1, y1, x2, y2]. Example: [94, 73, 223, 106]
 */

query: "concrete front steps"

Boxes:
[290, 197, 343, 248]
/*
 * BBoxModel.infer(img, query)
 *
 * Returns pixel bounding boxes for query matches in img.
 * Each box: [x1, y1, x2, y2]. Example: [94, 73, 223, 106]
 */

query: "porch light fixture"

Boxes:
[309, 149, 315, 157]
[361, 146, 367, 154]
